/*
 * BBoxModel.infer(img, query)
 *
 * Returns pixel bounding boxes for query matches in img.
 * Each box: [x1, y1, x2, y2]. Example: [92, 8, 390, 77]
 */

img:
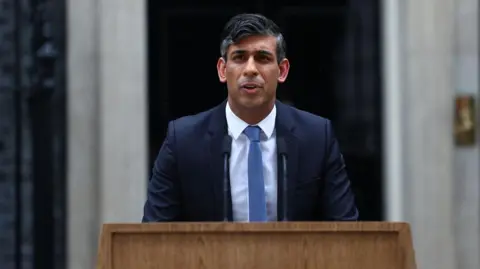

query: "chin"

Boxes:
[239, 97, 268, 109]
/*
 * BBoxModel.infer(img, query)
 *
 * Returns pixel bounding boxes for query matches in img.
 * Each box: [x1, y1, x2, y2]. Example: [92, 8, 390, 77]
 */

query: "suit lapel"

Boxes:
[206, 100, 233, 221]
[275, 101, 299, 221]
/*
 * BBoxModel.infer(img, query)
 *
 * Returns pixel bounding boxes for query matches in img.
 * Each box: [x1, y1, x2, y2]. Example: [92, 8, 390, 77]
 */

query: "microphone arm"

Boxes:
[281, 153, 287, 221]
[222, 135, 232, 222]
[277, 138, 288, 221]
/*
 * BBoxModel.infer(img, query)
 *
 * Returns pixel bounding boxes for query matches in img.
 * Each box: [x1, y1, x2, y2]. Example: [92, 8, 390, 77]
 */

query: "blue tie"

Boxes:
[243, 125, 267, 222]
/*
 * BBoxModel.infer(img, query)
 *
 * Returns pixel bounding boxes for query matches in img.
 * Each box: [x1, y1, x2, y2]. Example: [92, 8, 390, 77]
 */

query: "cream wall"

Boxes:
[453, 0, 479, 268]
[67, 0, 147, 268]
[383, 0, 479, 268]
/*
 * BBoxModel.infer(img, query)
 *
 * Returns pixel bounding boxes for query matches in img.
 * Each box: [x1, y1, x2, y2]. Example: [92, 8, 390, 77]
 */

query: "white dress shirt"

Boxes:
[225, 102, 278, 222]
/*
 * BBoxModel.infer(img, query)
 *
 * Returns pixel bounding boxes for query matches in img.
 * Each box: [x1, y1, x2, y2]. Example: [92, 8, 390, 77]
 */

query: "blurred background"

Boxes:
[0, 0, 477, 268]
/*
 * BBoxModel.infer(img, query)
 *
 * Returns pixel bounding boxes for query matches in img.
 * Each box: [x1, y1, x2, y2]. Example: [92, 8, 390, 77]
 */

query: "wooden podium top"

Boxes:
[101, 221, 409, 232]
[97, 222, 416, 269]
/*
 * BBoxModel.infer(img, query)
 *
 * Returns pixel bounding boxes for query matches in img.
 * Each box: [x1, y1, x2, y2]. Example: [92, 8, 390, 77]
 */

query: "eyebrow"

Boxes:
[231, 49, 247, 56]
[257, 50, 273, 57]
[230, 49, 274, 56]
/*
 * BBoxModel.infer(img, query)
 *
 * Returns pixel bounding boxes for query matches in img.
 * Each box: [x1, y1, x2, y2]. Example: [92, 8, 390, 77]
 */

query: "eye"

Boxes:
[232, 54, 244, 61]
[257, 54, 271, 62]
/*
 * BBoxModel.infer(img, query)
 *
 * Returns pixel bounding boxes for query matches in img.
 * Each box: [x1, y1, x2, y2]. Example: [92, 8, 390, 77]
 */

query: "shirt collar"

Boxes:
[225, 101, 276, 140]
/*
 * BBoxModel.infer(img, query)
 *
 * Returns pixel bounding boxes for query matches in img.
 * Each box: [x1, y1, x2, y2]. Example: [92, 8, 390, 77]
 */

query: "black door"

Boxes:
[148, 0, 383, 220]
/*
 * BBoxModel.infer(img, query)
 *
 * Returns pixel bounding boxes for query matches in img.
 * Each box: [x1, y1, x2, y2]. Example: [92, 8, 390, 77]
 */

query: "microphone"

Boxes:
[222, 135, 232, 222]
[277, 138, 288, 221]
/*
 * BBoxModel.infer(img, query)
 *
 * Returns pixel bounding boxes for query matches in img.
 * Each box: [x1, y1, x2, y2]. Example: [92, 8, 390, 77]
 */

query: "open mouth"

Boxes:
[240, 83, 262, 92]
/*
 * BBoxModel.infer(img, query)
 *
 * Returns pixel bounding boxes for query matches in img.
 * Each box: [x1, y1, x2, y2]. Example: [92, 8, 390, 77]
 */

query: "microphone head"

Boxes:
[222, 135, 232, 155]
[277, 137, 287, 155]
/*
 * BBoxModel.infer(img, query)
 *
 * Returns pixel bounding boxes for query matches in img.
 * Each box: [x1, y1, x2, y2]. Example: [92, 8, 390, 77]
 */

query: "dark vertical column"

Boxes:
[29, 0, 64, 268]
[51, 0, 67, 266]
[13, 0, 23, 267]
[29, 90, 54, 269]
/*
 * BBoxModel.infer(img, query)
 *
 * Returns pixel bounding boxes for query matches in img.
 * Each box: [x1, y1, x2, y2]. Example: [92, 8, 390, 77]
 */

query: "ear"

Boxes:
[217, 57, 227, 83]
[277, 58, 290, 83]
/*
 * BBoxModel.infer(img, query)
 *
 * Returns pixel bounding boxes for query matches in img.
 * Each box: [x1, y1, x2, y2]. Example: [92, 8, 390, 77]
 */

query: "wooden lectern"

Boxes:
[96, 222, 416, 269]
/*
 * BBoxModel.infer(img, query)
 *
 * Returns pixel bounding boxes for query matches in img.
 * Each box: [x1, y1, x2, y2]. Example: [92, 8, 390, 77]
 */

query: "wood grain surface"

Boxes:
[96, 222, 416, 269]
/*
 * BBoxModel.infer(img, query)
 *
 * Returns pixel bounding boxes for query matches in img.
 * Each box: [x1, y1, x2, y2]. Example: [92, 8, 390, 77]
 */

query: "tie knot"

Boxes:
[244, 125, 261, 142]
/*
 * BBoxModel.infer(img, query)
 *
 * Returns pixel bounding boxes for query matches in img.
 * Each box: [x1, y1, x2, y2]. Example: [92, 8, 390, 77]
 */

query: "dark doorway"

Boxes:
[148, 0, 383, 220]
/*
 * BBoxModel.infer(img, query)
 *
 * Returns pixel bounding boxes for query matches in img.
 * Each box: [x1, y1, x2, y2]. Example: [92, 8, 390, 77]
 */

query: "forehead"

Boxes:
[228, 35, 277, 54]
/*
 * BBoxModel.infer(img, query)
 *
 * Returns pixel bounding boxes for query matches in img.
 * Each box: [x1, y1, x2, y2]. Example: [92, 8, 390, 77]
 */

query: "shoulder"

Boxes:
[167, 101, 225, 138]
[278, 101, 331, 134]
[278, 102, 337, 155]
[170, 108, 212, 130]
[168, 106, 215, 134]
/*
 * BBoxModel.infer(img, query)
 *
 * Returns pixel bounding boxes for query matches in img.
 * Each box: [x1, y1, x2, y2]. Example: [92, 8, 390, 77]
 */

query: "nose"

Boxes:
[243, 57, 259, 77]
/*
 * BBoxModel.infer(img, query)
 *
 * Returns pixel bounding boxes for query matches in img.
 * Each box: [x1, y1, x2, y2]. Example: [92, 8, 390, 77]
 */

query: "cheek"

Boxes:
[225, 70, 238, 90]
[259, 66, 279, 80]
[225, 68, 240, 80]
[261, 71, 279, 84]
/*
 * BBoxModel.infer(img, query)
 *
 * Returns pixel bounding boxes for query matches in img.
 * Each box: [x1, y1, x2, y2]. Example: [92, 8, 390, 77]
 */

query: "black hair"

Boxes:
[220, 13, 286, 63]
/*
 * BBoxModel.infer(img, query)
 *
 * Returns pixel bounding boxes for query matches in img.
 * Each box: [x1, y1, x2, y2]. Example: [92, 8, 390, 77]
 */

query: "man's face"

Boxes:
[217, 35, 290, 110]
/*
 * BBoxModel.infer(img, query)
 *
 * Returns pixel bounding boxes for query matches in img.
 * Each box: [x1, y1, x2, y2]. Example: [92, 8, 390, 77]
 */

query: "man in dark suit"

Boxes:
[142, 13, 358, 222]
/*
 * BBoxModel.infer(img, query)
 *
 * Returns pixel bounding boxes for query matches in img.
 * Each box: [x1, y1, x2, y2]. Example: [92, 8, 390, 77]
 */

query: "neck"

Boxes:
[228, 98, 275, 125]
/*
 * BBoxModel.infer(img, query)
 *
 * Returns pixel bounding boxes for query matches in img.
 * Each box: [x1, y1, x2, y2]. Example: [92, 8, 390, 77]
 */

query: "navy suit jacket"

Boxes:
[142, 100, 359, 222]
